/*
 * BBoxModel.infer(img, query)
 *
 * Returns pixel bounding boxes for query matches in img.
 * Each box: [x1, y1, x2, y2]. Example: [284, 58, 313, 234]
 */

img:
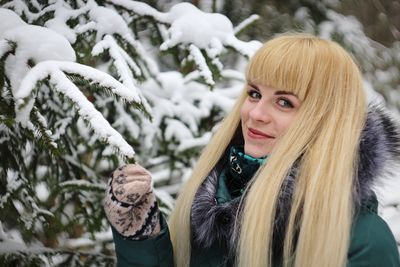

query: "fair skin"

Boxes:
[240, 83, 301, 157]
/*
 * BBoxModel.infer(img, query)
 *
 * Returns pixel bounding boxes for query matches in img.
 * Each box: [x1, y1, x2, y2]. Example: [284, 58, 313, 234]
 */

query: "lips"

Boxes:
[248, 128, 275, 139]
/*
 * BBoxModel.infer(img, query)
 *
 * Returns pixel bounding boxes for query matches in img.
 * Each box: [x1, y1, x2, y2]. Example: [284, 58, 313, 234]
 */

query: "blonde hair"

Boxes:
[169, 33, 366, 267]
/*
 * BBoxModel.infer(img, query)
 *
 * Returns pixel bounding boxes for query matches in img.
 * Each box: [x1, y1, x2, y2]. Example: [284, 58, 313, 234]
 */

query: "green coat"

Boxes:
[110, 106, 400, 266]
[112, 201, 400, 267]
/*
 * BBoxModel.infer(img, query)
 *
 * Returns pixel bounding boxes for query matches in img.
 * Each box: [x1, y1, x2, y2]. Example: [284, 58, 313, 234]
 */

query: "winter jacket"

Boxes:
[111, 106, 400, 267]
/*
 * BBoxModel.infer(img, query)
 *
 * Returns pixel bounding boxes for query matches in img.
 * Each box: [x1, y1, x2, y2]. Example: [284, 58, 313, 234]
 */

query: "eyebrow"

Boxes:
[248, 83, 298, 97]
[275, 91, 298, 97]
[248, 83, 260, 91]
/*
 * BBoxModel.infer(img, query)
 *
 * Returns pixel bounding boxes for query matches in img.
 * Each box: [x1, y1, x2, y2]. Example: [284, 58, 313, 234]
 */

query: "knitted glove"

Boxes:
[104, 164, 161, 239]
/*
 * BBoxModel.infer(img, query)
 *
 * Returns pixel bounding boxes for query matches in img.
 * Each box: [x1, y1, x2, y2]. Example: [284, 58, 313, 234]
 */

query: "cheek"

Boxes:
[276, 115, 296, 136]
[240, 105, 248, 123]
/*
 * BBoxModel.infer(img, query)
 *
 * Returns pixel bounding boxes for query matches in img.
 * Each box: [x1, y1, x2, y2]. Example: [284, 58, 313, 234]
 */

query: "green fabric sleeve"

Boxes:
[112, 215, 174, 267]
[347, 209, 400, 267]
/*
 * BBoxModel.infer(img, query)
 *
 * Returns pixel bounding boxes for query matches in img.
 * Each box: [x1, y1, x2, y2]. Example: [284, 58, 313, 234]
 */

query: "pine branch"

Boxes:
[65, 72, 151, 119]
[234, 14, 260, 36]
[29, 106, 60, 155]
[58, 180, 106, 193]
[14, 60, 152, 161]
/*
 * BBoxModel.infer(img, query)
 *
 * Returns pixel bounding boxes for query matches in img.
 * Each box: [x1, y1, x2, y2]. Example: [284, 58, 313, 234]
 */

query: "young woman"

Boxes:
[104, 34, 400, 267]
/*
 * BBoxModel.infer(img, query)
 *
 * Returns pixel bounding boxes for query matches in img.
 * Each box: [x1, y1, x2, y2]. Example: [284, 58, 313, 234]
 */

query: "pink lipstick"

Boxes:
[248, 128, 274, 139]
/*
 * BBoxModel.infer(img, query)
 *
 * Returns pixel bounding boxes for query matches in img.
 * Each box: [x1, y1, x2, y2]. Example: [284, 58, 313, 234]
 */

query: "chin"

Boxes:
[244, 145, 269, 158]
[249, 152, 268, 158]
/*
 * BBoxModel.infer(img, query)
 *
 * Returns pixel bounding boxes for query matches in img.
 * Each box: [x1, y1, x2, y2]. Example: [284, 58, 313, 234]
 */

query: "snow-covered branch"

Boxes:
[14, 60, 142, 159]
[234, 14, 260, 35]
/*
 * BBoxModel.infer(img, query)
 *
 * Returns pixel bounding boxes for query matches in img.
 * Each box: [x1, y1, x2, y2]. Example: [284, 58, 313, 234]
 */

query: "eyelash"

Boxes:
[247, 89, 261, 99]
[247, 89, 294, 109]
[277, 98, 294, 108]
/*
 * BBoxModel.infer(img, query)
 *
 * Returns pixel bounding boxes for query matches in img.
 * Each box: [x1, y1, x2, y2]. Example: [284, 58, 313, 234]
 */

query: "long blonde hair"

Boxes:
[169, 33, 366, 267]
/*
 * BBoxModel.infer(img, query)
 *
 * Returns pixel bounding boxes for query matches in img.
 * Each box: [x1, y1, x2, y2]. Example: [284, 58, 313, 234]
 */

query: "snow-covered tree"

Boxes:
[0, 0, 398, 265]
[0, 0, 260, 265]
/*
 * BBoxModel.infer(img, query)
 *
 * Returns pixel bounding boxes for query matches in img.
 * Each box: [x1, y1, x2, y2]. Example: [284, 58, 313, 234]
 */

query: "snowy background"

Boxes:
[0, 0, 399, 265]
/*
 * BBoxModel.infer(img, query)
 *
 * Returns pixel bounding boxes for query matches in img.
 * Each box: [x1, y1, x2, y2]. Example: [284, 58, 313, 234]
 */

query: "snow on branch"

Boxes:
[14, 60, 143, 159]
[0, 170, 23, 209]
[225, 35, 263, 59]
[319, 10, 377, 65]
[0, 39, 14, 59]
[63, 229, 113, 249]
[109, 1, 261, 57]
[187, 45, 215, 86]
[89, 5, 131, 41]
[234, 14, 260, 35]
[1, 24, 76, 96]
[93, 35, 142, 85]
[108, 0, 163, 19]
[177, 132, 212, 152]
[121, 34, 160, 81]
[16, 61, 146, 107]
[59, 180, 106, 192]
[0, 8, 26, 36]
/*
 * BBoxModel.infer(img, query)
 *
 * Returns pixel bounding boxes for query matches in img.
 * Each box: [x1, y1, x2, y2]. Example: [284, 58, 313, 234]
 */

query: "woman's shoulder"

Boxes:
[348, 207, 400, 266]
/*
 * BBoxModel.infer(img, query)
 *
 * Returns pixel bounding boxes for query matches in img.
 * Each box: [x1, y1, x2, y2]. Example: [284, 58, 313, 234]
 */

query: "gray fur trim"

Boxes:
[191, 170, 241, 248]
[355, 104, 400, 205]
[191, 104, 400, 249]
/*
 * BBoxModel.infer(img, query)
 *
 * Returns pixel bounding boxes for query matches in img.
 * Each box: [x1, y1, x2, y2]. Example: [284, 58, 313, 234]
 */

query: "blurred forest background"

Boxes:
[0, 0, 399, 266]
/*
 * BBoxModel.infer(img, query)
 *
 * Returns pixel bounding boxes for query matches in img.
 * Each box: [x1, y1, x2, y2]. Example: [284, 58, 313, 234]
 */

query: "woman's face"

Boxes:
[240, 83, 301, 158]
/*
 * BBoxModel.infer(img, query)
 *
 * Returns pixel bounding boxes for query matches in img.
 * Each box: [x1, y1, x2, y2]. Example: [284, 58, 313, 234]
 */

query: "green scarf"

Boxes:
[216, 146, 266, 204]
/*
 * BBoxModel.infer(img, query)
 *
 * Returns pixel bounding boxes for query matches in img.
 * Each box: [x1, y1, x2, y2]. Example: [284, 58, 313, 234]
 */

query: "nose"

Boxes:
[248, 101, 272, 123]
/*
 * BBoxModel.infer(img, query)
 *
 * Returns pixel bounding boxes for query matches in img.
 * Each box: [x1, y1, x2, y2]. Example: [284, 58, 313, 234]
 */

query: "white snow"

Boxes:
[108, 1, 261, 57]
[14, 60, 137, 158]
[0, 170, 22, 209]
[319, 10, 378, 70]
[109, 0, 162, 18]
[364, 81, 385, 104]
[159, 3, 234, 49]
[164, 118, 193, 141]
[113, 104, 141, 139]
[92, 34, 142, 83]
[0, 8, 27, 38]
[35, 183, 50, 202]
[89, 6, 130, 41]
[137, 70, 240, 153]
[45, 17, 77, 43]
[177, 132, 212, 152]
[154, 189, 175, 215]
[234, 14, 260, 35]
[1, 23, 76, 97]
[152, 169, 173, 184]
[188, 45, 215, 86]
[16, 61, 143, 103]
[52, 117, 72, 140]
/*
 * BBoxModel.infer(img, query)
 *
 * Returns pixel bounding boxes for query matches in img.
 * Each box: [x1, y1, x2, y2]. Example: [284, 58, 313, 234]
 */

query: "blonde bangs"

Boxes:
[246, 34, 325, 101]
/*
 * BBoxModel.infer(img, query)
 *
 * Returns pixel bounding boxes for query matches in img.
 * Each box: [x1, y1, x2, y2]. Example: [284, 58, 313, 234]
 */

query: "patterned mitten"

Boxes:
[104, 164, 161, 239]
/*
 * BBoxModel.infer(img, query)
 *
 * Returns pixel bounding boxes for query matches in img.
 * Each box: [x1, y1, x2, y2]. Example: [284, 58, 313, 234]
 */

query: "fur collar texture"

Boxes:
[191, 105, 400, 250]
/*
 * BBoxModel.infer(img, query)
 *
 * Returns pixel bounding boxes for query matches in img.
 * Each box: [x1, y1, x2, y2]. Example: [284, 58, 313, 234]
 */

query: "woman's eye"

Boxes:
[248, 90, 261, 99]
[277, 98, 294, 108]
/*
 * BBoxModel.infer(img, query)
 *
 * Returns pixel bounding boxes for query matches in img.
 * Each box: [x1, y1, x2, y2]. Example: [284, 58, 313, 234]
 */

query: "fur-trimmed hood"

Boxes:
[191, 104, 400, 250]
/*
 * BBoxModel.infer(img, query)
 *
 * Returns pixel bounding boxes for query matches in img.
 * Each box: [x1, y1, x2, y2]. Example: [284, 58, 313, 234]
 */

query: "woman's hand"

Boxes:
[104, 164, 161, 239]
